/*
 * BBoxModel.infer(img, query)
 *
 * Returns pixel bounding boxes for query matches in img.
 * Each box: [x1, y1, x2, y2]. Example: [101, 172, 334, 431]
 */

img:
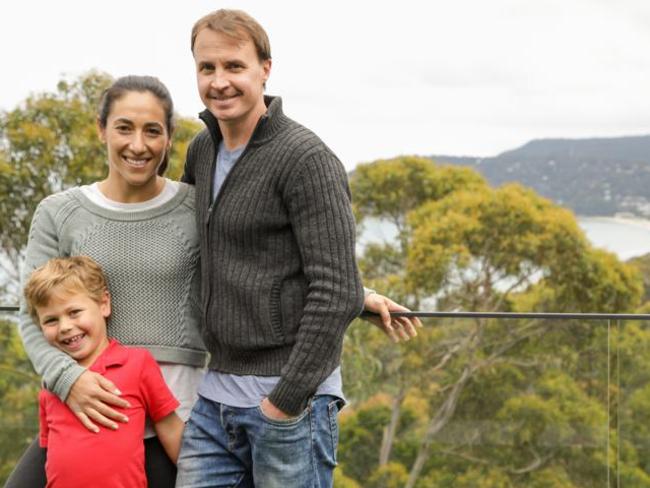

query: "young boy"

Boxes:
[24, 255, 184, 487]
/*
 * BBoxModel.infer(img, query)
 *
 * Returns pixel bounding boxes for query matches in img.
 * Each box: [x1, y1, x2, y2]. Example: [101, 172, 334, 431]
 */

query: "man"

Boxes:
[177, 9, 418, 487]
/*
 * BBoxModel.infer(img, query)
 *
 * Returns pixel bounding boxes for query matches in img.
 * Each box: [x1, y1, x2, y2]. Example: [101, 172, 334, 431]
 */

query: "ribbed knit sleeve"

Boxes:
[18, 196, 85, 401]
[267, 150, 364, 415]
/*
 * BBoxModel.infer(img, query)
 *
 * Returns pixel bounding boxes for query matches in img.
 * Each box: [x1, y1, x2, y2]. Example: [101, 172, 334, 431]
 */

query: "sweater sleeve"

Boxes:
[267, 150, 364, 415]
[18, 197, 85, 401]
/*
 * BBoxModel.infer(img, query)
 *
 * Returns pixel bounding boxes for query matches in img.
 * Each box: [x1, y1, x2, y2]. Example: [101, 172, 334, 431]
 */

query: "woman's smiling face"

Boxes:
[99, 90, 171, 202]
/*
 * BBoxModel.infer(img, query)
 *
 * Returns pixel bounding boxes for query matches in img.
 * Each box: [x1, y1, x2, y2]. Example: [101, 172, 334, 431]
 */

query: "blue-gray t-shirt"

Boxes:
[199, 140, 344, 408]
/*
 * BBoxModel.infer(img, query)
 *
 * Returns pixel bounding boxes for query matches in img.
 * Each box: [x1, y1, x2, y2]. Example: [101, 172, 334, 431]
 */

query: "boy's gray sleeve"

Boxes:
[18, 198, 85, 401]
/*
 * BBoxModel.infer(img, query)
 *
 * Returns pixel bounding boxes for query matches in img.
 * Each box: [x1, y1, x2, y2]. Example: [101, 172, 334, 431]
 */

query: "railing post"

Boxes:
[608, 318, 621, 488]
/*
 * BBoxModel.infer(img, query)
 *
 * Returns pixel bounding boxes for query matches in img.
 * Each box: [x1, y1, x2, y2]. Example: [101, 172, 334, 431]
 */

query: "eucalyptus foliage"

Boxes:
[339, 157, 645, 487]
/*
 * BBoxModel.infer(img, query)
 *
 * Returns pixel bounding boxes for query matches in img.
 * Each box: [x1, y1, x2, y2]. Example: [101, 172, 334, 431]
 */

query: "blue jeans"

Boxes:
[176, 395, 344, 488]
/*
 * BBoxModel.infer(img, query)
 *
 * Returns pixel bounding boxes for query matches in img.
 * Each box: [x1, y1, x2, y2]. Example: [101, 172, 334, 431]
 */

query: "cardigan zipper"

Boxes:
[201, 113, 268, 324]
[207, 115, 267, 218]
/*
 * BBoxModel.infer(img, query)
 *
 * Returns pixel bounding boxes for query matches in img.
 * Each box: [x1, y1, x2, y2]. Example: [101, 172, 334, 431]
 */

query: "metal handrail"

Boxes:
[361, 311, 650, 320]
[3, 304, 646, 321]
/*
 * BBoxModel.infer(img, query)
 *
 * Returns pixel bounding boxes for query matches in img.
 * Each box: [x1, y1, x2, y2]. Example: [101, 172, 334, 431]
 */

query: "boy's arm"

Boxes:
[153, 412, 185, 463]
[139, 350, 182, 461]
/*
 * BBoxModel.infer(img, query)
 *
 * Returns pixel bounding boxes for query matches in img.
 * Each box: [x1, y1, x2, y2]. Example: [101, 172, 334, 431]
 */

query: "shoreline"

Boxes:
[578, 215, 650, 231]
[578, 215, 650, 260]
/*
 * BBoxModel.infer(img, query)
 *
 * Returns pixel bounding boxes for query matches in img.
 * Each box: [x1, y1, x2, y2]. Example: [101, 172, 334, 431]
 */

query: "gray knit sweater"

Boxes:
[18, 184, 206, 401]
[182, 96, 364, 415]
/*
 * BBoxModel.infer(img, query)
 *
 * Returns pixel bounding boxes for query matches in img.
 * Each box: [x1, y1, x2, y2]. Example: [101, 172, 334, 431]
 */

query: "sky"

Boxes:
[2, 0, 650, 169]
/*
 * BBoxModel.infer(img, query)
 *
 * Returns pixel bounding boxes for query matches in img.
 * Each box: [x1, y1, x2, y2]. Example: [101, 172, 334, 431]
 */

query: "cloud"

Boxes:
[3, 0, 650, 167]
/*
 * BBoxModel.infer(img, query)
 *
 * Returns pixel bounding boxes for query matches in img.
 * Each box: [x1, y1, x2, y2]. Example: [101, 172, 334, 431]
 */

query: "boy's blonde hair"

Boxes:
[24, 256, 109, 322]
[191, 9, 271, 62]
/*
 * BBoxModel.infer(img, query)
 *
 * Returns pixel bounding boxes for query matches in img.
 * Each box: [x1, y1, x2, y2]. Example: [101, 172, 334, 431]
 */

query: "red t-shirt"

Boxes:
[39, 339, 179, 488]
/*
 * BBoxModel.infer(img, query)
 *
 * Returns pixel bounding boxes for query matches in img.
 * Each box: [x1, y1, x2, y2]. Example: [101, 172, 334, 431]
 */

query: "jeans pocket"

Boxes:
[327, 398, 345, 464]
[257, 402, 311, 427]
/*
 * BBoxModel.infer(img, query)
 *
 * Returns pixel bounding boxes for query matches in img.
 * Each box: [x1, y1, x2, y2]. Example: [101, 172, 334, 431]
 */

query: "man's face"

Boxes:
[193, 28, 271, 127]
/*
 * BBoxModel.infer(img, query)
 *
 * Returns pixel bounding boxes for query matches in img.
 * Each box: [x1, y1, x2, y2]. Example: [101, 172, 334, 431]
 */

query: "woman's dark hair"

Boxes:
[98, 75, 175, 175]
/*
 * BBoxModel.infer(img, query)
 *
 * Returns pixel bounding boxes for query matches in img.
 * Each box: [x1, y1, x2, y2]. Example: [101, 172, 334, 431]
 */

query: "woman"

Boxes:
[7, 75, 419, 487]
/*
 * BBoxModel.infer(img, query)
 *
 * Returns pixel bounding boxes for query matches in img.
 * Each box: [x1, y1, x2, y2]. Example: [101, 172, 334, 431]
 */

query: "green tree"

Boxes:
[0, 318, 39, 485]
[628, 253, 650, 305]
[340, 157, 643, 487]
[352, 156, 485, 308]
[0, 71, 201, 299]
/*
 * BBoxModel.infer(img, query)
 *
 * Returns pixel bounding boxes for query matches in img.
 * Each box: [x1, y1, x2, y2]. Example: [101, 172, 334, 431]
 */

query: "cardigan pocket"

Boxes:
[268, 278, 285, 343]
[269, 276, 308, 344]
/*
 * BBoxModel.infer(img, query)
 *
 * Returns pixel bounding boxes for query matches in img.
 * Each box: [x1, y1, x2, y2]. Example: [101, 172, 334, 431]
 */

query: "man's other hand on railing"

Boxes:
[362, 294, 423, 342]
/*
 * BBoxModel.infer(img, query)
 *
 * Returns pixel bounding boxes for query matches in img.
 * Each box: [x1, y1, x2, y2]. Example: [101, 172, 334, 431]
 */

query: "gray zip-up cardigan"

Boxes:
[182, 96, 364, 415]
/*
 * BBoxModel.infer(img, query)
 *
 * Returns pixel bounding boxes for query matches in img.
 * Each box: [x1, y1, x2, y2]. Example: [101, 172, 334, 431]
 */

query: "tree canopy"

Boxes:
[339, 156, 645, 487]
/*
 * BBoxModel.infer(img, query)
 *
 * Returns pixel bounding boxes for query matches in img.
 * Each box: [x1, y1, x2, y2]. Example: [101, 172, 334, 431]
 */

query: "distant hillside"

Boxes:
[431, 135, 650, 217]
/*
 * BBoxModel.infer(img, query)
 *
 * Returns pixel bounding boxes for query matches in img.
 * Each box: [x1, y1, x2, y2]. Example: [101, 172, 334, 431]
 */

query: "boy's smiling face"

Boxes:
[37, 289, 111, 367]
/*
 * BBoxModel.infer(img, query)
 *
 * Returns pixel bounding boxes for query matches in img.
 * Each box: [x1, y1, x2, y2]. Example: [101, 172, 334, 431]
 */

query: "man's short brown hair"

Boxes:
[24, 256, 109, 322]
[191, 9, 271, 62]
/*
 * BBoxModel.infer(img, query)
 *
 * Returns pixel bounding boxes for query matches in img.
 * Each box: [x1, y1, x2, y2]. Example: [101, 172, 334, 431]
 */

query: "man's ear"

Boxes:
[262, 59, 272, 84]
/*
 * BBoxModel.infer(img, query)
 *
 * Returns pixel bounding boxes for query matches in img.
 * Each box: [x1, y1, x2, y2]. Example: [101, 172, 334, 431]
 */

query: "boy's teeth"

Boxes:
[63, 334, 83, 345]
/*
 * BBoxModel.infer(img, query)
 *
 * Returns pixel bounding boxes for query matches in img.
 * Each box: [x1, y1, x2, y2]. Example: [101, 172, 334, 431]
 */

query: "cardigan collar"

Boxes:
[198, 95, 291, 150]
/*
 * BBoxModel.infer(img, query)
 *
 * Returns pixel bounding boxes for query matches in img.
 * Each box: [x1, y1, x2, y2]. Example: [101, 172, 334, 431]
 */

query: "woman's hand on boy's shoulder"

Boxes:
[65, 370, 131, 432]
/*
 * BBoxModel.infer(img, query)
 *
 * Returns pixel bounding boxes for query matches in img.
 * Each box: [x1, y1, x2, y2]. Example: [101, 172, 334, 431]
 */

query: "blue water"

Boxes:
[579, 217, 650, 260]
[359, 217, 650, 261]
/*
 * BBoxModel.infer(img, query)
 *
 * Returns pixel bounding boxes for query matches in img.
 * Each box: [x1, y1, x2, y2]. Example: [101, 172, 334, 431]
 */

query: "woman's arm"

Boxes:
[18, 197, 83, 396]
[18, 194, 129, 430]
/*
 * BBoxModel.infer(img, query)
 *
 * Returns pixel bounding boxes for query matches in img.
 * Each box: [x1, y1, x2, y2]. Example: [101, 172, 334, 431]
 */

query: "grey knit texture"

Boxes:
[18, 184, 206, 401]
[182, 96, 364, 415]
